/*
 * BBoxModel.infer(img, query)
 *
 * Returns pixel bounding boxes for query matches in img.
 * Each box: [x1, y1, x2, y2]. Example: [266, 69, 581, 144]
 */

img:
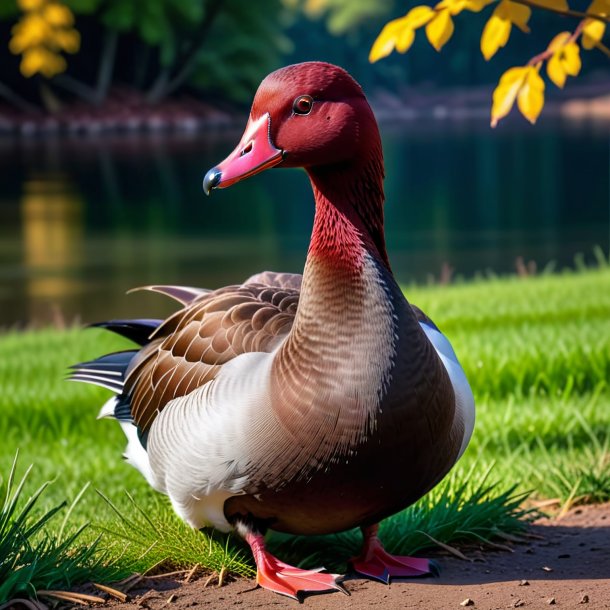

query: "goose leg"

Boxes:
[350, 524, 439, 584]
[239, 525, 346, 600]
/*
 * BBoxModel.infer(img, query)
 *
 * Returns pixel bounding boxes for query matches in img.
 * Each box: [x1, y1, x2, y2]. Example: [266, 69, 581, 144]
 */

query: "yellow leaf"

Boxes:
[21, 47, 45, 77]
[546, 33, 581, 88]
[583, 0, 610, 47]
[9, 33, 27, 55]
[369, 17, 407, 62]
[481, 9, 511, 60]
[40, 52, 66, 78]
[547, 53, 566, 87]
[480, 1, 530, 60]
[18, 0, 45, 10]
[582, 18, 606, 49]
[527, 0, 568, 9]
[396, 26, 416, 53]
[548, 31, 571, 52]
[52, 28, 80, 53]
[517, 67, 545, 124]
[490, 66, 528, 126]
[464, 0, 492, 13]
[507, 1, 531, 33]
[436, 0, 465, 16]
[562, 42, 582, 76]
[20, 45, 65, 78]
[587, 0, 610, 13]
[10, 14, 50, 49]
[44, 3, 74, 27]
[426, 8, 454, 51]
[436, 0, 491, 16]
[405, 5, 436, 28]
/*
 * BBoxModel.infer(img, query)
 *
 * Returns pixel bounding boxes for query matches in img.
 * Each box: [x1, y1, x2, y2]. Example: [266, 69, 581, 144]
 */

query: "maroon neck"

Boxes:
[305, 149, 390, 272]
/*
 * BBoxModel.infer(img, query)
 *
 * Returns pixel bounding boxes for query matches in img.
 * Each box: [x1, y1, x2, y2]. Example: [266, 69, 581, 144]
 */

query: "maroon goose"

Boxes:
[71, 61, 475, 600]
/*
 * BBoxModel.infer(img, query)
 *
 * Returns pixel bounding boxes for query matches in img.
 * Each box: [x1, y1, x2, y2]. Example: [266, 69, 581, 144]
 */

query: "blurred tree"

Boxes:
[370, 0, 610, 125]
[0, 0, 78, 111]
[295, 0, 393, 33]
[0, 0, 288, 111]
[173, 0, 291, 103]
[60, 0, 288, 105]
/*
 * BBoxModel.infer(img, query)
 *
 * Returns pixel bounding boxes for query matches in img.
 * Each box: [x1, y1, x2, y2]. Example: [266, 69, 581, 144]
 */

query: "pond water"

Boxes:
[0, 119, 608, 327]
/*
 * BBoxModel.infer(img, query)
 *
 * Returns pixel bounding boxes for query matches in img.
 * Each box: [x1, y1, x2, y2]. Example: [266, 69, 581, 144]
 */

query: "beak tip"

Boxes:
[203, 167, 222, 196]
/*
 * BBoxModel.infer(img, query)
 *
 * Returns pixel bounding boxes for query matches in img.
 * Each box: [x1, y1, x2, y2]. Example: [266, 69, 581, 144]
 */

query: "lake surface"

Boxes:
[0, 119, 608, 327]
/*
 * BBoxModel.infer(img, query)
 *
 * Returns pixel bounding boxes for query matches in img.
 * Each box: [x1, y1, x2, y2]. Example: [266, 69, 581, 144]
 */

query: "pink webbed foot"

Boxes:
[245, 532, 347, 600]
[350, 525, 440, 584]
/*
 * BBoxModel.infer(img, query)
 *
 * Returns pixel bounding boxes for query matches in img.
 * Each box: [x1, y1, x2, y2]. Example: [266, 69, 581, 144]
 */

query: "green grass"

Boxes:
[0, 264, 609, 595]
[0, 454, 123, 604]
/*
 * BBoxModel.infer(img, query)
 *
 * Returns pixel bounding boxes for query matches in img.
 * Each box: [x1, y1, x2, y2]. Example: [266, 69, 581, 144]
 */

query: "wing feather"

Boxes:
[125, 282, 300, 430]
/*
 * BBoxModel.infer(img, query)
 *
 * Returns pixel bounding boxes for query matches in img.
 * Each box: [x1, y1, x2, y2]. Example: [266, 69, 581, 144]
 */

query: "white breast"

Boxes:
[420, 323, 475, 459]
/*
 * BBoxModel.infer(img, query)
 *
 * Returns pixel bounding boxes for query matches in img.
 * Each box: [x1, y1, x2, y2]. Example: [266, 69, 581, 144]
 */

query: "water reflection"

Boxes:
[0, 120, 608, 327]
[21, 175, 83, 323]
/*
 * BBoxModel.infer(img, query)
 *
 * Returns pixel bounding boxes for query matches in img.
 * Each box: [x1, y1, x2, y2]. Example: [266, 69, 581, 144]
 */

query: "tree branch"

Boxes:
[527, 20, 584, 67]
[146, 0, 224, 104]
[53, 73, 98, 104]
[513, 0, 610, 24]
[94, 28, 118, 106]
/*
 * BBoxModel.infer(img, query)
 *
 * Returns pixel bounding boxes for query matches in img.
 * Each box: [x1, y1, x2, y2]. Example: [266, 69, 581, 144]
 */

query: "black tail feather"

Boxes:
[69, 350, 138, 393]
[90, 319, 162, 346]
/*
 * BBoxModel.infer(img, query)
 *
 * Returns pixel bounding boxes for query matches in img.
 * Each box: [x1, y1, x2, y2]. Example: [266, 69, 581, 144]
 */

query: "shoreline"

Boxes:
[0, 81, 609, 138]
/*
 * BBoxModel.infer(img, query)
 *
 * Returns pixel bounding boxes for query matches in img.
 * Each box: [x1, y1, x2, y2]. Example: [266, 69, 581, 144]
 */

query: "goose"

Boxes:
[70, 61, 475, 600]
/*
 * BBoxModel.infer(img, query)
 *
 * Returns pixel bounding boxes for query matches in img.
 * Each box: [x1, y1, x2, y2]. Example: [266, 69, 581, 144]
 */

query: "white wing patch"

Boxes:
[145, 350, 277, 531]
[420, 323, 475, 459]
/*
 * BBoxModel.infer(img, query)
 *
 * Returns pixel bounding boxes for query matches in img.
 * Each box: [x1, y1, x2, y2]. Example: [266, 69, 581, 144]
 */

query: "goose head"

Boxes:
[203, 61, 381, 194]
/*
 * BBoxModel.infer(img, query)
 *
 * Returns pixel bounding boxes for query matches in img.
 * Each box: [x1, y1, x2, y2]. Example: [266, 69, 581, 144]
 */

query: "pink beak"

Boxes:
[203, 113, 283, 194]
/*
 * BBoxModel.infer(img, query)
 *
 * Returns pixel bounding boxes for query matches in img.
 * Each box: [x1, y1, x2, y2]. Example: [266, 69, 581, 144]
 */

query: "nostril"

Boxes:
[240, 142, 253, 157]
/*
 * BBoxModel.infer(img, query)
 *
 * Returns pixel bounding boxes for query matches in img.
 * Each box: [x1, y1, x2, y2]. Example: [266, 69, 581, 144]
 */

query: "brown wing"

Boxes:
[125, 282, 299, 431]
[243, 271, 302, 291]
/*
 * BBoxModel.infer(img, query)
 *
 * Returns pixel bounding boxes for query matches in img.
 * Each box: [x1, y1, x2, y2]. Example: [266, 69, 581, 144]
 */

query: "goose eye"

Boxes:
[292, 95, 313, 115]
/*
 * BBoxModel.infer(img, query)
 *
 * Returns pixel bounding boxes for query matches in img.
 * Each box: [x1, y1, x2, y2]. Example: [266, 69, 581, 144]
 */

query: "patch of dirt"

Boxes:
[97, 503, 610, 609]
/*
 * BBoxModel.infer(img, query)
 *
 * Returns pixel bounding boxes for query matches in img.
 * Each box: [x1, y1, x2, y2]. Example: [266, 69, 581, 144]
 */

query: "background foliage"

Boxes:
[369, 0, 610, 124]
[0, 0, 608, 113]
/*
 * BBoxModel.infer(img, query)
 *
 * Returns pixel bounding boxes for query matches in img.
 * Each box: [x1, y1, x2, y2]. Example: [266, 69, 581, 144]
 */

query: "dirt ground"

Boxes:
[94, 503, 610, 610]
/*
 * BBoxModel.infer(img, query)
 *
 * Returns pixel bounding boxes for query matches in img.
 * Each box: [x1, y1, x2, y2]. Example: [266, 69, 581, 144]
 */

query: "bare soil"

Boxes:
[97, 503, 610, 610]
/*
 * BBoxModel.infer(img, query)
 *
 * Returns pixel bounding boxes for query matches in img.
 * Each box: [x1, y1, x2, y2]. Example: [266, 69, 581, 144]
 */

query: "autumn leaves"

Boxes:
[369, 1, 489, 61]
[370, 0, 610, 126]
[9, 0, 80, 79]
[481, 0, 530, 60]
[490, 66, 544, 126]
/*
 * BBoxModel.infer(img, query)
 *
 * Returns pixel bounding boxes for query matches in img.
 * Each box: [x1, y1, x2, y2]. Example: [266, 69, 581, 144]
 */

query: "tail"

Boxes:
[68, 350, 137, 394]
[68, 318, 164, 489]
[69, 318, 161, 392]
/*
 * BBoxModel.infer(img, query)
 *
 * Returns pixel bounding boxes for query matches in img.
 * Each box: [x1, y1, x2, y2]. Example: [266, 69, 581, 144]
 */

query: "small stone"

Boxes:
[460, 598, 475, 606]
[547, 598, 556, 605]
[519, 580, 530, 586]
[579, 594, 590, 604]
[542, 566, 553, 572]
[514, 600, 525, 608]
